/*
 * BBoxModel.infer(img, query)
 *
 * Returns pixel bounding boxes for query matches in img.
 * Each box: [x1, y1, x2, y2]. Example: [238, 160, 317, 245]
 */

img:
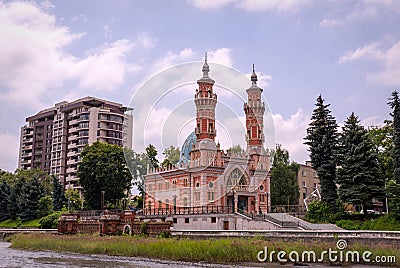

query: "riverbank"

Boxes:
[8, 233, 400, 266]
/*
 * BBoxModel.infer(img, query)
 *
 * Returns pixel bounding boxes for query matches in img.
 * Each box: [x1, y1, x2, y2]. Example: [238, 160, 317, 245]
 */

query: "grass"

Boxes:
[0, 219, 41, 228]
[9, 233, 400, 266]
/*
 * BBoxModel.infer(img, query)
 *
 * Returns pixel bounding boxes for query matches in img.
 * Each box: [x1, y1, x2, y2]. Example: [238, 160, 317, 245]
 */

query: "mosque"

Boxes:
[143, 55, 271, 220]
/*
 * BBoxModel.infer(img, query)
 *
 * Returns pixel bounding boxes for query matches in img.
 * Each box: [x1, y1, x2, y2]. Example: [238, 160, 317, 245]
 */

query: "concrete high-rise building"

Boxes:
[18, 97, 133, 190]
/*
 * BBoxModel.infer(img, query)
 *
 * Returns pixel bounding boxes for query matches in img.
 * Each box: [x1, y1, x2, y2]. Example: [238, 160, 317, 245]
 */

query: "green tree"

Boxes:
[270, 145, 300, 206]
[306, 201, 334, 223]
[386, 179, 400, 213]
[388, 91, 400, 184]
[17, 177, 46, 221]
[336, 113, 385, 213]
[78, 142, 132, 210]
[368, 121, 393, 181]
[146, 144, 159, 168]
[161, 145, 180, 167]
[124, 147, 148, 197]
[305, 95, 338, 211]
[52, 175, 66, 211]
[37, 196, 53, 218]
[227, 144, 243, 154]
[0, 181, 12, 221]
[64, 188, 82, 212]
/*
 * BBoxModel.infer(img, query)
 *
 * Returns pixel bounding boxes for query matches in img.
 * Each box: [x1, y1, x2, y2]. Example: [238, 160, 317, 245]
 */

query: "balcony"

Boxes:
[69, 126, 78, 133]
[67, 150, 77, 157]
[34, 150, 43, 155]
[21, 159, 32, 165]
[23, 144, 33, 150]
[68, 135, 78, 142]
[66, 167, 77, 173]
[67, 158, 77, 165]
[21, 152, 32, 157]
[23, 137, 33, 143]
[68, 142, 77, 149]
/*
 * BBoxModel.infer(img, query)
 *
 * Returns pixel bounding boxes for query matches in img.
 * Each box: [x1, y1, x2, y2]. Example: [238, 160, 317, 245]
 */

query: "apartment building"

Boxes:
[297, 161, 320, 207]
[18, 97, 133, 190]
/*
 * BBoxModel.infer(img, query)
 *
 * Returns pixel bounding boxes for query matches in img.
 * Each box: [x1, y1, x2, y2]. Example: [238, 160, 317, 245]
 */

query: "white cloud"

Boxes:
[361, 115, 384, 127]
[339, 39, 400, 87]
[153, 48, 195, 72]
[272, 109, 310, 163]
[189, 0, 312, 13]
[0, 2, 151, 109]
[0, 133, 19, 172]
[237, 0, 313, 13]
[320, 0, 399, 28]
[71, 39, 135, 91]
[189, 0, 234, 10]
[208, 48, 233, 67]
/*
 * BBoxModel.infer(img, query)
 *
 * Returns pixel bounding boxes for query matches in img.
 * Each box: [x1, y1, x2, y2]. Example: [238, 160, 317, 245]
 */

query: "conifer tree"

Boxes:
[336, 113, 385, 212]
[388, 91, 400, 184]
[0, 181, 11, 221]
[17, 177, 45, 221]
[305, 95, 338, 210]
[52, 175, 65, 211]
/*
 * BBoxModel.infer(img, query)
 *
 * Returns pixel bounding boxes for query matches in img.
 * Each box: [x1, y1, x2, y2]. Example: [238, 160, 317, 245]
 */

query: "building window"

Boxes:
[185, 218, 189, 224]
[302, 170, 306, 177]
[183, 197, 188, 207]
[211, 217, 216, 223]
[208, 191, 214, 201]
[173, 218, 177, 224]
[183, 178, 188, 187]
[158, 200, 162, 209]
[314, 183, 317, 189]
[313, 171, 317, 178]
[165, 181, 169, 190]
[302, 181, 306, 188]
[259, 194, 265, 203]
[158, 182, 162, 190]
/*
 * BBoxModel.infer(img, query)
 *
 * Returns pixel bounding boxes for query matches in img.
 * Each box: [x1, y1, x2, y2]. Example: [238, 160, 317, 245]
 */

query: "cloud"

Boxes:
[339, 39, 400, 87]
[189, 0, 234, 10]
[0, 2, 151, 109]
[153, 48, 195, 72]
[71, 39, 136, 91]
[236, 0, 313, 13]
[0, 133, 19, 172]
[208, 48, 233, 67]
[272, 109, 310, 163]
[320, 0, 399, 28]
[189, 0, 312, 13]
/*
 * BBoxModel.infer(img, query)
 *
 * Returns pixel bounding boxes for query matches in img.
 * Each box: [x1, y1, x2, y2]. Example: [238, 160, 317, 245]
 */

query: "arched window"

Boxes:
[226, 168, 244, 188]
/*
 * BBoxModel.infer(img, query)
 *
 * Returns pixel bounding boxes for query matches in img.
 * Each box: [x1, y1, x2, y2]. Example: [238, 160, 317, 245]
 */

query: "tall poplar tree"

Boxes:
[336, 113, 385, 212]
[305, 95, 338, 210]
[270, 145, 299, 206]
[388, 91, 400, 184]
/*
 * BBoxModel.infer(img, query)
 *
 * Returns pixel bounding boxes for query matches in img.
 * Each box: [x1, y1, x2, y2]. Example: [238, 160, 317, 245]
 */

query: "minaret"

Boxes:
[194, 53, 217, 141]
[244, 64, 265, 148]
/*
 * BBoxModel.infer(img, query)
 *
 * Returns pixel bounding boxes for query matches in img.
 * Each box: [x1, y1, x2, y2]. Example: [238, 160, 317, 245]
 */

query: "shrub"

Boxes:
[158, 231, 171, 238]
[306, 201, 334, 223]
[140, 222, 147, 235]
[336, 220, 361, 230]
[39, 211, 62, 229]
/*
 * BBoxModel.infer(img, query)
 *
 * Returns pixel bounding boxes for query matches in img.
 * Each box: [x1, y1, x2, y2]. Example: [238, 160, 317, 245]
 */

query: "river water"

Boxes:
[0, 242, 235, 268]
[0, 242, 378, 268]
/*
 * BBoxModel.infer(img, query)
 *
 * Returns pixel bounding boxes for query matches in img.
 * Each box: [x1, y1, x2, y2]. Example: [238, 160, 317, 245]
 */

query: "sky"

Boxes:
[0, 0, 399, 172]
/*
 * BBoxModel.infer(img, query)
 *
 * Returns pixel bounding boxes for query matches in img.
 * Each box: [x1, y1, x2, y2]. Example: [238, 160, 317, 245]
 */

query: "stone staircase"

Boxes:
[235, 211, 342, 230]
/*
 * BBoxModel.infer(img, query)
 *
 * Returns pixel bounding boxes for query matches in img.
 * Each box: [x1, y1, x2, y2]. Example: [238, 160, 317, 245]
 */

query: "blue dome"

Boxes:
[178, 131, 196, 164]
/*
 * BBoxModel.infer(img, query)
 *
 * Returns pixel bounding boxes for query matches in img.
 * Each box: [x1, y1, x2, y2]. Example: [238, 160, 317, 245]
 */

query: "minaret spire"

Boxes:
[251, 63, 258, 86]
